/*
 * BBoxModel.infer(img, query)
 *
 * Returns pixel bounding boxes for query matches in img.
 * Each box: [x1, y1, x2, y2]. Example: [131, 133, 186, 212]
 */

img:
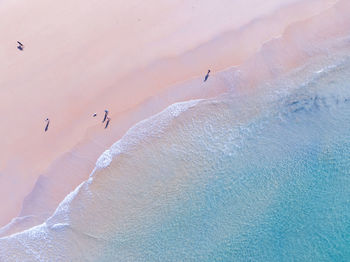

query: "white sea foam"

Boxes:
[96, 149, 113, 169]
[44, 181, 86, 226]
[93, 99, 201, 172]
[49, 223, 70, 231]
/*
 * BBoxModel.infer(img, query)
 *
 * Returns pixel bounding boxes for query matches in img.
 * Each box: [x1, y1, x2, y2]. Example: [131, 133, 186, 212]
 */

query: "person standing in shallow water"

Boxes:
[44, 118, 50, 132]
[204, 69, 211, 82]
[105, 117, 111, 129]
[102, 109, 109, 123]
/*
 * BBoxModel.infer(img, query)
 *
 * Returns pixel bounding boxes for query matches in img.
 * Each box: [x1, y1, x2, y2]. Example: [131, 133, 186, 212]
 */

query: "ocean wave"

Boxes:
[95, 99, 202, 171]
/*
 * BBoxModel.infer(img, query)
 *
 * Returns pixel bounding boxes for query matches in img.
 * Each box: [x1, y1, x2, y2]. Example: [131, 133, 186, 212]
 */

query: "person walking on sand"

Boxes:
[102, 109, 109, 123]
[17, 41, 24, 51]
[44, 118, 50, 132]
[105, 117, 111, 129]
[204, 69, 211, 82]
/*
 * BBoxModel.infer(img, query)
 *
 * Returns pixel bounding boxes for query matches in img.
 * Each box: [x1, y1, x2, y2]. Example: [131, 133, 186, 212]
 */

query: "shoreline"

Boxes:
[0, 0, 341, 235]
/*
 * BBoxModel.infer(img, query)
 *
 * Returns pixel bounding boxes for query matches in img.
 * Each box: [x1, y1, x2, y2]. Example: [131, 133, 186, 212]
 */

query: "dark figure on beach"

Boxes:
[105, 117, 111, 129]
[204, 70, 211, 82]
[44, 118, 50, 132]
[102, 109, 109, 123]
[92, 113, 97, 117]
[17, 41, 24, 51]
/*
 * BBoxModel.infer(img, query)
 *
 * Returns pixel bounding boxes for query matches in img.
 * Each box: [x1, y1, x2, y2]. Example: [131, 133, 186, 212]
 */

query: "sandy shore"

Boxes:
[0, 0, 338, 233]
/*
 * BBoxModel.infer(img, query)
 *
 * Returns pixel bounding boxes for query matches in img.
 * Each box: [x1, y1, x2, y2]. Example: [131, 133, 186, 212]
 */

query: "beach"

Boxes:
[1, 0, 350, 260]
[0, 0, 334, 231]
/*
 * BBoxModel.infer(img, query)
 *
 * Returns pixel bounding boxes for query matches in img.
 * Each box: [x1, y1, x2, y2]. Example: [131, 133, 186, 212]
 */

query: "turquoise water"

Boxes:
[1, 54, 350, 261]
[96, 59, 350, 261]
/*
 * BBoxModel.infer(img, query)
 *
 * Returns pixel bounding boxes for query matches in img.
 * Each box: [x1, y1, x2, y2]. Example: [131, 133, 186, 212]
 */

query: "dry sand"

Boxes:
[0, 0, 338, 232]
